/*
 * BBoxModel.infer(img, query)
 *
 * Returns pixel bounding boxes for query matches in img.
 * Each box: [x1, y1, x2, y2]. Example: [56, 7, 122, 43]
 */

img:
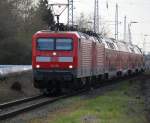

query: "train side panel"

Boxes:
[95, 42, 105, 75]
[77, 38, 93, 78]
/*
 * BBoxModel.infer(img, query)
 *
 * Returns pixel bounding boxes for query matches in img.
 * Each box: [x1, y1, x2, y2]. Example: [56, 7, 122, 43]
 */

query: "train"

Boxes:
[32, 30, 144, 94]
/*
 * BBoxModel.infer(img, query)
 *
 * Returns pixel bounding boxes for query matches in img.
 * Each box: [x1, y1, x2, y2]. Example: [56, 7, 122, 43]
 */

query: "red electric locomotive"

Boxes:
[32, 30, 144, 94]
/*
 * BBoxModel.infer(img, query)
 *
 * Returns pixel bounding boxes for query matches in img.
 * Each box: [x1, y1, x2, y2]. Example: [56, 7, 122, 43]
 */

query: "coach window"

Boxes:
[56, 39, 73, 50]
[37, 38, 54, 50]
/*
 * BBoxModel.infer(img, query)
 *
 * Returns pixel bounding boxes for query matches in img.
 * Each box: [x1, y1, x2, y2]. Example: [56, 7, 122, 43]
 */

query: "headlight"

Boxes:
[69, 65, 73, 69]
[36, 65, 40, 68]
[53, 52, 57, 56]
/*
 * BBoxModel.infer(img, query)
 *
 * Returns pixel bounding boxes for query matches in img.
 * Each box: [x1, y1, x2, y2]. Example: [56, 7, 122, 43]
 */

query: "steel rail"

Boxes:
[0, 89, 87, 120]
[0, 95, 44, 109]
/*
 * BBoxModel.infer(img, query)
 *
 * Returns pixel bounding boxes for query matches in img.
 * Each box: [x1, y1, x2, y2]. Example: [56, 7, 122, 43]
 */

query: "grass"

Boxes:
[30, 80, 148, 123]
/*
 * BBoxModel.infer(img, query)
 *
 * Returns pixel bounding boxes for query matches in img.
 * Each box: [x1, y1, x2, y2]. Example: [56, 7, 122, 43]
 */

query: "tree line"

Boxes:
[0, 0, 55, 64]
[0, 0, 109, 64]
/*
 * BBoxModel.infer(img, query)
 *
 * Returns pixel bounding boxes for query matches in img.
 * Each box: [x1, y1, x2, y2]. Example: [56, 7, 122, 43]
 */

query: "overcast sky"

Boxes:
[45, 0, 150, 52]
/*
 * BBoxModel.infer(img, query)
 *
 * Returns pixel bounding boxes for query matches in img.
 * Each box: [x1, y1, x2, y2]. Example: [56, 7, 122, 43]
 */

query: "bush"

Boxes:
[11, 81, 22, 92]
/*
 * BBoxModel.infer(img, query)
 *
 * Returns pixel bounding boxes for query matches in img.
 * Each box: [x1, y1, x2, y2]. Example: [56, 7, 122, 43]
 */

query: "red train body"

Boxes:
[32, 30, 144, 93]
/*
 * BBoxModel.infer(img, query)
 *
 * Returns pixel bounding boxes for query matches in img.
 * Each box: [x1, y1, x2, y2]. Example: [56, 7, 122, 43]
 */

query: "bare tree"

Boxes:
[75, 13, 110, 36]
[0, 0, 55, 64]
[76, 13, 92, 30]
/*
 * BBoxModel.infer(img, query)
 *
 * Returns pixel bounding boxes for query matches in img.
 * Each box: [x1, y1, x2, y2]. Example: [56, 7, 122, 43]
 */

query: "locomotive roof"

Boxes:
[35, 30, 81, 37]
[35, 30, 102, 43]
[35, 30, 142, 54]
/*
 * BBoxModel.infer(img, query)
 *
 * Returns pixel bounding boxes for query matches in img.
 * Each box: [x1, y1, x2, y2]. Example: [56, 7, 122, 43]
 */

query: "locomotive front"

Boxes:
[32, 31, 78, 91]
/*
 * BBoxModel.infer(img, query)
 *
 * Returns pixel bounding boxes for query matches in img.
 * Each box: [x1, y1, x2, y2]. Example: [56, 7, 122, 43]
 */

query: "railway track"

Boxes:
[0, 95, 45, 120]
[0, 73, 145, 120]
[0, 89, 88, 120]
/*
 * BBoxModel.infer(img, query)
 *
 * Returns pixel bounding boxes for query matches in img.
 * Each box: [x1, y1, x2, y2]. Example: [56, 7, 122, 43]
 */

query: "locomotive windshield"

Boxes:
[56, 39, 72, 50]
[37, 38, 73, 51]
[37, 38, 54, 50]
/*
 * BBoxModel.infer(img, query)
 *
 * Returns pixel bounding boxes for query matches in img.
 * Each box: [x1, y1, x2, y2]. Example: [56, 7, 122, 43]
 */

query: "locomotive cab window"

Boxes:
[37, 38, 54, 50]
[37, 38, 73, 51]
[56, 39, 73, 50]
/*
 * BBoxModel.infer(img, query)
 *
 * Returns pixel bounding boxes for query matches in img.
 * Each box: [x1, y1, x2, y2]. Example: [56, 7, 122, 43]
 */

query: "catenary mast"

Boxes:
[115, 3, 118, 40]
[94, 0, 100, 33]
[68, 0, 74, 26]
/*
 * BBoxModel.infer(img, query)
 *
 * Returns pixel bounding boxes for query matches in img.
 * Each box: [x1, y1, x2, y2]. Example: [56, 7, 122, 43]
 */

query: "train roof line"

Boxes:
[36, 30, 139, 47]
